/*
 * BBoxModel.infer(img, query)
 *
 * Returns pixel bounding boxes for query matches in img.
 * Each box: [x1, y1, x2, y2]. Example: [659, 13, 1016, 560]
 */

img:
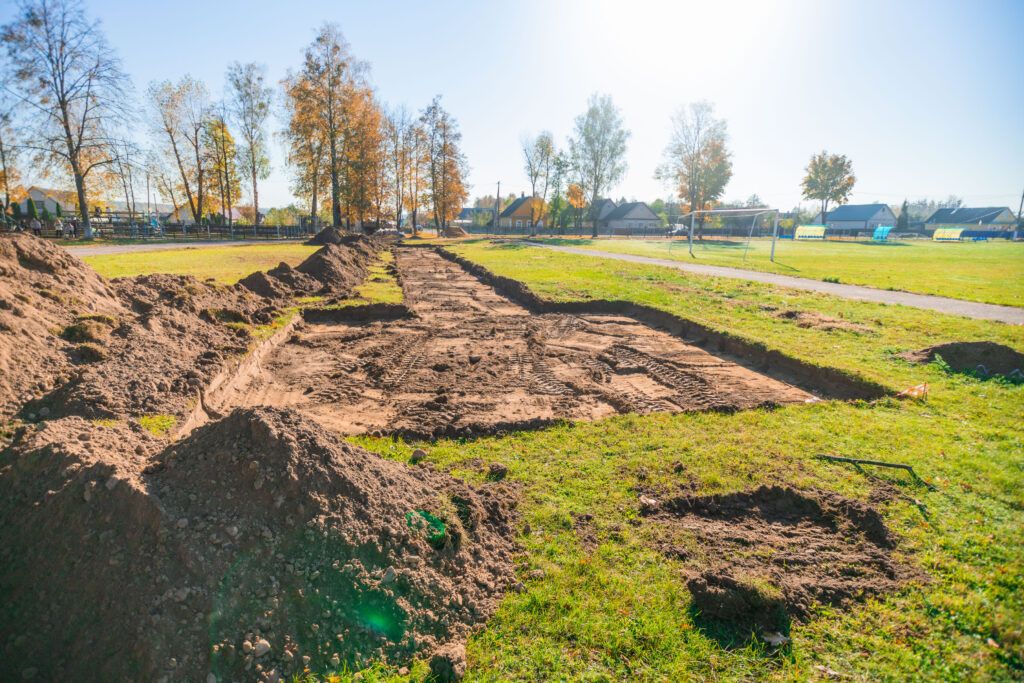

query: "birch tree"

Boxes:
[568, 94, 629, 237]
[522, 131, 555, 230]
[420, 96, 468, 233]
[226, 62, 272, 225]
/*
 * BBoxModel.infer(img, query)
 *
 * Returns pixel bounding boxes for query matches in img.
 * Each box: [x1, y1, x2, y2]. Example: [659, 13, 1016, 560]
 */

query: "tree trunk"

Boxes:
[72, 168, 91, 238]
[252, 171, 260, 226]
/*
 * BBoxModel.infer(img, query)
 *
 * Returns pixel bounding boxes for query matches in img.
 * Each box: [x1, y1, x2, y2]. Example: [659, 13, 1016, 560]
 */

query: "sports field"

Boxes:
[66, 239, 1024, 681]
[530, 237, 1024, 308]
[82, 242, 318, 284]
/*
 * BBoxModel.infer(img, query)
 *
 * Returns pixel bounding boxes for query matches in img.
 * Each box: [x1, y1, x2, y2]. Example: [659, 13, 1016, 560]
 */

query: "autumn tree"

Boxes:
[281, 71, 329, 227]
[546, 152, 570, 232]
[567, 182, 586, 233]
[288, 24, 370, 228]
[522, 131, 555, 230]
[801, 151, 855, 224]
[384, 105, 413, 228]
[149, 76, 211, 224]
[204, 108, 241, 226]
[405, 121, 429, 234]
[420, 96, 468, 233]
[108, 138, 142, 222]
[341, 88, 384, 226]
[656, 101, 733, 238]
[1, 0, 132, 237]
[0, 100, 21, 216]
[568, 94, 629, 237]
[226, 62, 272, 225]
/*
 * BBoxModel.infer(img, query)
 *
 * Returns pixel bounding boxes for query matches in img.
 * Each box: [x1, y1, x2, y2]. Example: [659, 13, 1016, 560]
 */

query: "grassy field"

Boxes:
[352, 241, 1022, 682]
[82, 243, 318, 284]
[530, 237, 1024, 308]
[75, 240, 1024, 681]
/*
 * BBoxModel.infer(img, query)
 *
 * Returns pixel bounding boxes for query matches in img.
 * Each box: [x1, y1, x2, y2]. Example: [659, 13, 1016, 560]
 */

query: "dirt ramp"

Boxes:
[643, 486, 915, 645]
[0, 407, 518, 681]
[899, 341, 1024, 378]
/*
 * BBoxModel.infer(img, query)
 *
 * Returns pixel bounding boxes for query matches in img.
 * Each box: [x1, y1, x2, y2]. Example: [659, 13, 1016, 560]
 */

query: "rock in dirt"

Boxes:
[0, 407, 518, 681]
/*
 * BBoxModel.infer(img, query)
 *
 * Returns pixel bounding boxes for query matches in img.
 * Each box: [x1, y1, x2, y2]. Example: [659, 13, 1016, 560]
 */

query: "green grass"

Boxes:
[320, 250, 404, 308]
[342, 241, 1022, 681]
[82, 243, 319, 284]
[138, 414, 177, 436]
[531, 237, 1024, 307]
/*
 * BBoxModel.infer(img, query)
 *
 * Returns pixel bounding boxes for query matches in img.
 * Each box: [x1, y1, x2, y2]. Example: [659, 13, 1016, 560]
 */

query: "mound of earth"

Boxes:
[0, 407, 518, 681]
[0, 233, 124, 419]
[899, 341, 1024, 377]
[305, 227, 383, 247]
[240, 239, 383, 300]
[36, 272, 282, 421]
[642, 485, 915, 640]
[441, 225, 469, 238]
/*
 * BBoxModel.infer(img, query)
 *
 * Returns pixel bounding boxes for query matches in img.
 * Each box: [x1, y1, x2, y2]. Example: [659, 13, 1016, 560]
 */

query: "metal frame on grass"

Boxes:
[671, 208, 782, 261]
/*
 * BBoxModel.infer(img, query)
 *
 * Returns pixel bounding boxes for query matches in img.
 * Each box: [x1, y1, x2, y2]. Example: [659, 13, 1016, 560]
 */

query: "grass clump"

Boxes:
[138, 414, 177, 436]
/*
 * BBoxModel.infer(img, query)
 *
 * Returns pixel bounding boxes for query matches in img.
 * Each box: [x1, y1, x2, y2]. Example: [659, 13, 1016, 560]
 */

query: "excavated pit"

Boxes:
[214, 248, 878, 438]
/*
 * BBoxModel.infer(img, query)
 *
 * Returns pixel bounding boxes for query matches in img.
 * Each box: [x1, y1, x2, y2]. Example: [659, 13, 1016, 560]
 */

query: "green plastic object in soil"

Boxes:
[406, 509, 447, 548]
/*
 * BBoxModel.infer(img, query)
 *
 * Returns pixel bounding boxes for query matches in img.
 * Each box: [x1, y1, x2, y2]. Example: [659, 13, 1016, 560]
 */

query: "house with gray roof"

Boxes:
[604, 201, 662, 233]
[924, 207, 1016, 233]
[814, 203, 896, 232]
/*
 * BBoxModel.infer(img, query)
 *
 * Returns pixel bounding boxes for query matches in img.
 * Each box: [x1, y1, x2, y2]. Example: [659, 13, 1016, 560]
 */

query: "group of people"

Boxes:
[3, 216, 79, 238]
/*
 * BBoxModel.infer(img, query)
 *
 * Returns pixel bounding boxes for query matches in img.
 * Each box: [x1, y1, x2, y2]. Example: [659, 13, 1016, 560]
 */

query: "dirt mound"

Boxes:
[240, 240, 382, 300]
[0, 407, 518, 681]
[34, 274, 281, 420]
[772, 308, 874, 334]
[441, 225, 469, 238]
[643, 485, 915, 642]
[0, 233, 124, 420]
[899, 341, 1024, 378]
[305, 227, 384, 247]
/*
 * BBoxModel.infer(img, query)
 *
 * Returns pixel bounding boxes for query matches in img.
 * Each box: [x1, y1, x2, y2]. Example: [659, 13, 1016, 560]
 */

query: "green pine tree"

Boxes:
[26, 198, 37, 220]
[54, 202, 62, 218]
[41, 206, 51, 222]
[896, 199, 909, 230]
[11, 201, 22, 220]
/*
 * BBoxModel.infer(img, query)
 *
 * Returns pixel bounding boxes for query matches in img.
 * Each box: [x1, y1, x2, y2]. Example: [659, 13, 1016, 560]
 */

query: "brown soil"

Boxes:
[216, 248, 822, 438]
[0, 407, 516, 681]
[772, 308, 874, 334]
[643, 486, 916, 641]
[899, 341, 1024, 377]
[0, 233, 123, 419]
[240, 236, 386, 300]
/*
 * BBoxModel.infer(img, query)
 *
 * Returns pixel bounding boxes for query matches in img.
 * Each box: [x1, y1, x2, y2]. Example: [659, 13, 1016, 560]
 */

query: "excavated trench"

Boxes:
[210, 248, 883, 438]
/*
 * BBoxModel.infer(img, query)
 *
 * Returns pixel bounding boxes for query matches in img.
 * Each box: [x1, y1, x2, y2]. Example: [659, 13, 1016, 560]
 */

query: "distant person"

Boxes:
[30, 217, 41, 236]
[68, 219, 77, 238]
[53, 218, 64, 238]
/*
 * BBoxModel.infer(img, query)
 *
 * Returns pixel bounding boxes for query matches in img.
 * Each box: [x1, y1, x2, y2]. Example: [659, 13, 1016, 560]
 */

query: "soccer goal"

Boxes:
[670, 207, 782, 261]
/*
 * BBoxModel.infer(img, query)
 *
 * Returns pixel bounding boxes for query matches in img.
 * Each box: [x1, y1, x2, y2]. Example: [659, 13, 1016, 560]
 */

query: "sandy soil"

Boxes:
[218, 248, 818, 438]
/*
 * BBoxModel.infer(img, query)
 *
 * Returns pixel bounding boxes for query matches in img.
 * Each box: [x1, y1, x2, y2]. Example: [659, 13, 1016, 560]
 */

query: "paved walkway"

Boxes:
[66, 239, 303, 256]
[524, 242, 1024, 325]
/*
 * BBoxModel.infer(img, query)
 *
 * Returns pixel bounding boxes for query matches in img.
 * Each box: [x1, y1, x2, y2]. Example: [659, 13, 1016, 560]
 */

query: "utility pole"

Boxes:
[1016, 185, 1023, 240]
[493, 181, 500, 236]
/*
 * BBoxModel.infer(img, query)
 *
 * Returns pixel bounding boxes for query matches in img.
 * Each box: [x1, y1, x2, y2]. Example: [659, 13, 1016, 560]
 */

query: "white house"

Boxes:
[603, 202, 662, 233]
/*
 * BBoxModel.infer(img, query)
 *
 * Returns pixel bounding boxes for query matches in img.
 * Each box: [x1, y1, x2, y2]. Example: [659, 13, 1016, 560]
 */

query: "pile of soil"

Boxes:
[643, 486, 915, 639]
[240, 238, 384, 300]
[0, 234, 123, 419]
[441, 225, 469, 238]
[0, 407, 518, 681]
[899, 341, 1024, 377]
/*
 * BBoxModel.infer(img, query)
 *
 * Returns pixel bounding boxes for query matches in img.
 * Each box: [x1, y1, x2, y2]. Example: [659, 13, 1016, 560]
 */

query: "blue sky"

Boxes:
[8, 0, 1024, 211]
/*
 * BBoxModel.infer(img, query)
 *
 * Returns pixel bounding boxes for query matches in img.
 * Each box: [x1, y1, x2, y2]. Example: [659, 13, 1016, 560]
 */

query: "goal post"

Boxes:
[671, 207, 782, 261]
